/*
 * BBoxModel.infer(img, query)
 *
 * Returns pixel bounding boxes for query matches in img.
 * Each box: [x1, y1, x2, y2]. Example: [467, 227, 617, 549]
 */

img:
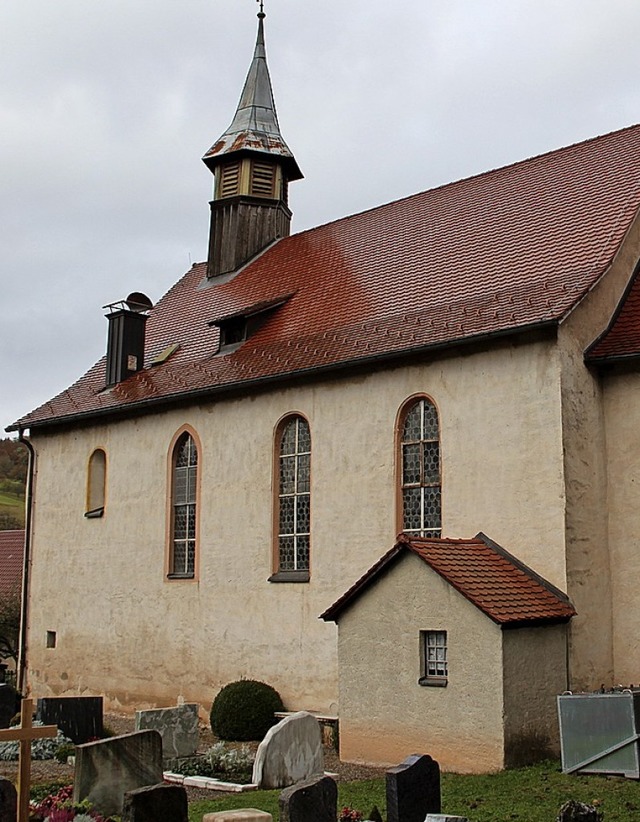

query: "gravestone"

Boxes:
[121, 782, 188, 822]
[0, 666, 18, 730]
[73, 730, 163, 817]
[203, 811, 273, 822]
[134, 703, 199, 759]
[557, 800, 603, 822]
[279, 775, 337, 822]
[252, 711, 324, 789]
[386, 754, 441, 822]
[425, 817, 469, 822]
[0, 777, 17, 822]
[37, 696, 103, 743]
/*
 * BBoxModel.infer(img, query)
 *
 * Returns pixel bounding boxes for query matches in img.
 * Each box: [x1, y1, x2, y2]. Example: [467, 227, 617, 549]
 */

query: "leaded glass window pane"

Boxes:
[171, 433, 198, 577]
[277, 416, 311, 574]
[400, 399, 441, 537]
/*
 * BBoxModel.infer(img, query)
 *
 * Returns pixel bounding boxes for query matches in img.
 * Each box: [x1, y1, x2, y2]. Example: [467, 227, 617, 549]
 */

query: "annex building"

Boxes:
[9, 11, 640, 771]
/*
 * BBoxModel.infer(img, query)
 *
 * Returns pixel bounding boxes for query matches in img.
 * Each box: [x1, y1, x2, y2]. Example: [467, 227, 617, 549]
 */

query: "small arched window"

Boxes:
[273, 415, 311, 581]
[399, 397, 441, 537]
[169, 432, 198, 578]
[85, 449, 106, 518]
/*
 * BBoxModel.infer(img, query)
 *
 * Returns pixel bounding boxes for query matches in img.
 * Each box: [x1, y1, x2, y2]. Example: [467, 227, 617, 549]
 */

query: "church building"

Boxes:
[9, 9, 640, 771]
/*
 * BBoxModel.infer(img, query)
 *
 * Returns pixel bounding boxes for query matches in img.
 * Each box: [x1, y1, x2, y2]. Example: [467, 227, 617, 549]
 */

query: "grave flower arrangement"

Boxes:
[29, 783, 118, 822]
[171, 740, 254, 782]
[339, 807, 364, 822]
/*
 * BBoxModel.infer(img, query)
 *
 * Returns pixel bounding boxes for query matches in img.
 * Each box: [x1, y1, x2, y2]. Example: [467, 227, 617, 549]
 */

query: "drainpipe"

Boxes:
[17, 428, 34, 695]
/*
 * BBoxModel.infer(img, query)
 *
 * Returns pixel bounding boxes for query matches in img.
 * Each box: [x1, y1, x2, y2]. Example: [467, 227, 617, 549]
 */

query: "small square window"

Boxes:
[419, 630, 447, 686]
[46, 631, 57, 649]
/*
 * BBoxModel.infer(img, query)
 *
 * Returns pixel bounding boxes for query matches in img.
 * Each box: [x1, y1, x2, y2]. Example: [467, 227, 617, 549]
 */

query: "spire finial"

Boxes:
[257, 0, 265, 19]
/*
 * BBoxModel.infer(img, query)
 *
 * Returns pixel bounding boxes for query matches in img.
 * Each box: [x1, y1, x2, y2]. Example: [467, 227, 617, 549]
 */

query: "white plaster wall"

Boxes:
[26, 338, 566, 715]
[602, 372, 640, 685]
[502, 625, 569, 766]
[556, 211, 640, 690]
[336, 552, 505, 772]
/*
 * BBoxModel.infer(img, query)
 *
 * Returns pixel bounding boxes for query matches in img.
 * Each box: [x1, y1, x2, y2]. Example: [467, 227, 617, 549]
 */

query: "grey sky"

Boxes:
[2, 0, 640, 432]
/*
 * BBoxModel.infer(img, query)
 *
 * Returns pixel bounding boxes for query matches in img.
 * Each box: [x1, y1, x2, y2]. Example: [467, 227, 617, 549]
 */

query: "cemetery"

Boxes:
[0, 688, 636, 821]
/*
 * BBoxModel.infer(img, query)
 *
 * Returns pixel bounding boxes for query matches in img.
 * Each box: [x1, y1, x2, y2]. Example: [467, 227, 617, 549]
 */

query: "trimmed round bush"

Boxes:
[210, 679, 284, 741]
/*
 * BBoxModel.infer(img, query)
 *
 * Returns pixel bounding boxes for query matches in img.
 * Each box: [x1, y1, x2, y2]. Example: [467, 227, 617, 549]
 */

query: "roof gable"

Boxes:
[586, 264, 640, 364]
[320, 533, 576, 626]
[12, 124, 640, 431]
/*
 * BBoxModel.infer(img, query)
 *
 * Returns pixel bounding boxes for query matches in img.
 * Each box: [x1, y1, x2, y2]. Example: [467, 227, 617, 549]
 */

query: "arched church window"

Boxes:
[399, 397, 441, 537]
[272, 415, 311, 581]
[85, 448, 106, 518]
[169, 431, 199, 578]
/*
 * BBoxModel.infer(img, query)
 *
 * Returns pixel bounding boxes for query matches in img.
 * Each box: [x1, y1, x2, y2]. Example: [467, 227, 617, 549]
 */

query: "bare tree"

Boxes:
[0, 584, 20, 665]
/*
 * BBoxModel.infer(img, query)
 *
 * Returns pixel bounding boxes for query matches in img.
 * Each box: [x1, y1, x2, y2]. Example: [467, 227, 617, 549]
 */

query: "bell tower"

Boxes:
[202, 6, 303, 278]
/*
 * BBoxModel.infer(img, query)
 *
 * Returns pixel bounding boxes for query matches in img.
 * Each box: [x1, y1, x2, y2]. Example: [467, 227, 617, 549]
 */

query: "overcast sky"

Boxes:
[2, 0, 640, 433]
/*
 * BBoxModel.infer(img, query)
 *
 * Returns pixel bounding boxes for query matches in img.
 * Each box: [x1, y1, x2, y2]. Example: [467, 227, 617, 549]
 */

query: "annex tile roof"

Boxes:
[11, 124, 640, 431]
[0, 530, 24, 599]
[586, 268, 640, 363]
[320, 533, 576, 626]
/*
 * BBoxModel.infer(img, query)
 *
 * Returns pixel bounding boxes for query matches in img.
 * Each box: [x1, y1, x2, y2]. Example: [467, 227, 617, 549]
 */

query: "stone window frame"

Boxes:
[419, 629, 448, 687]
[396, 395, 442, 538]
[269, 413, 311, 583]
[85, 448, 107, 519]
[166, 426, 201, 582]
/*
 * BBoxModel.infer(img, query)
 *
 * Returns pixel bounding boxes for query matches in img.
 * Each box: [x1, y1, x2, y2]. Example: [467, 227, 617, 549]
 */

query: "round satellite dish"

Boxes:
[125, 292, 153, 312]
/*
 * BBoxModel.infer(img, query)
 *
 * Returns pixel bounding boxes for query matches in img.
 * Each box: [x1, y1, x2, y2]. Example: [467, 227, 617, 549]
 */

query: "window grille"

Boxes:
[171, 432, 198, 577]
[400, 398, 441, 537]
[250, 161, 276, 198]
[420, 630, 448, 685]
[277, 416, 311, 574]
[85, 448, 106, 517]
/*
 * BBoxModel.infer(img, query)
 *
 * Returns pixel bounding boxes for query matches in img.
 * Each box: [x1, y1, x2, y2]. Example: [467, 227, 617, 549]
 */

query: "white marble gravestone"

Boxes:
[252, 711, 324, 789]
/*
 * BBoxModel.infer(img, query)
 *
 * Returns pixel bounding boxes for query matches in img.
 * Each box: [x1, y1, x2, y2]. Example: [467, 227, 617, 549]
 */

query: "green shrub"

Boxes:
[54, 741, 75, 763]
[210, 680, 284, 741]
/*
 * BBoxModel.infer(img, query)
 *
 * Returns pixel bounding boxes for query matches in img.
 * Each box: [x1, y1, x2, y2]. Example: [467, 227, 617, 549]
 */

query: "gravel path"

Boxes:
[0, 714, 386, 805]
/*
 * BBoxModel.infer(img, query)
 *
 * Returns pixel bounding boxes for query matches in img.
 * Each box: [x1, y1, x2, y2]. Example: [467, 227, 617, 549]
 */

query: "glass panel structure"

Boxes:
[424, 630, 448, 678]
[172, 433, 198, 576]
[278, 417, 311, 572]
[401, 398, 441, 537]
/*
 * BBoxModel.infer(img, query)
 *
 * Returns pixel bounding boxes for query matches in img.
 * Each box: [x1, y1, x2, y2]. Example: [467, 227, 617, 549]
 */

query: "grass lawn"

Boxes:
[188, 762, 640, 822]
[0, 492, 25, 526]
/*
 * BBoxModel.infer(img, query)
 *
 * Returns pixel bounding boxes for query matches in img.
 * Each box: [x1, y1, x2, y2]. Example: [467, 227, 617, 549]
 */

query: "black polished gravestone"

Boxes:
[0, 776, 17, 822]
[386, 754, 441, 822]
[279, 775, 338, 822]
[121, 783, 188, 822]
[37, 696, 103, 744]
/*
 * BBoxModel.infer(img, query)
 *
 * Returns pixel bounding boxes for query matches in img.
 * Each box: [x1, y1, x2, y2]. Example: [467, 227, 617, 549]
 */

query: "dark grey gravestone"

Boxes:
[121, 783, 188, 822]
[37, 696, 103, 743]
[73, 730, 163, 817]
[279, 775, 337, 822]
[0, 778, 16, 822]
[557, 800, 603, 822]
[386, 754, 441, 822]
[0, 684, 18, 730]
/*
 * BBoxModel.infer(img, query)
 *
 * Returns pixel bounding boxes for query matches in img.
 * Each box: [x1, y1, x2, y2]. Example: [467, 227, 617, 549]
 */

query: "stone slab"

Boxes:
[73, 730, 163, 817]
[425, 817, 469, 821]
[0, 777, 17, 822]
[121, 782, 188, 822]
[134, 703, 199, 759]
[37, 696, 103, 744]
[203, 811, 272, 822]
[279, 775, 337, 822]
[182, 776, 258, 792]
[386, 754, 441, 822]
[252, 711, 324, 789]
[163, 772, 185, 784]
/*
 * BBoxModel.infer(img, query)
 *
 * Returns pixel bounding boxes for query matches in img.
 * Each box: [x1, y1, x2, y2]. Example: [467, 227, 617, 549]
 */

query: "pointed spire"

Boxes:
[203, 11, 302, 181]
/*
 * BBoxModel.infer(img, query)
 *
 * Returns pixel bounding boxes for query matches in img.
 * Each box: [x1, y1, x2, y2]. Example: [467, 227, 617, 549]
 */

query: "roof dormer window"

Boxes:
[210, 294, 292, 354]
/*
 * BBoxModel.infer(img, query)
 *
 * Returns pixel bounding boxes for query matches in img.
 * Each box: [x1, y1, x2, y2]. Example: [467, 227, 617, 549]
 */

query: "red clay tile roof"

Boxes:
[11, 124, 640, 430]
[586, 268, 640, 363]
[320, 533, 576, 626]
[0, 530, 24, 599]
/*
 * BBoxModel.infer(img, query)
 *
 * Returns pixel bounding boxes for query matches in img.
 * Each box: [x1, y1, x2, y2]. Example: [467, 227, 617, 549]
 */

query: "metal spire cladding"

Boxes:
[202, 10, 302, 181]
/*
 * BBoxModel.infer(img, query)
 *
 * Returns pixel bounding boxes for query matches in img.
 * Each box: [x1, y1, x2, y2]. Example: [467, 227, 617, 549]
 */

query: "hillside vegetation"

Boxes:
[0, 439, 27, 530]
